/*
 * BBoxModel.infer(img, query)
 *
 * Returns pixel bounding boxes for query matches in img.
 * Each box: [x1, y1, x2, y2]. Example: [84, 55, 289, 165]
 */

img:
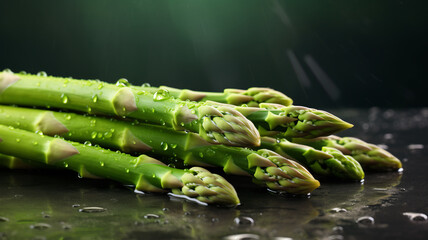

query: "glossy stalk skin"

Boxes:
[137, 85, 293, 107]
[0, 105, 320, 194]
[0, 125, 240, 206]
[0, 71, 260, 147]
[292, 135, 402, 172]
[260, 137, 365, 181]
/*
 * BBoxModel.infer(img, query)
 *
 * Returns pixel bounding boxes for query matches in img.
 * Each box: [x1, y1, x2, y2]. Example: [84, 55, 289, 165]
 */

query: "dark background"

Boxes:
[1, 0, 426, 108]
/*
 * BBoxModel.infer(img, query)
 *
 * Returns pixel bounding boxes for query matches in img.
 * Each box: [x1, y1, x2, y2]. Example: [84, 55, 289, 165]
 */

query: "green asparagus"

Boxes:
[260, 137, 365, 181]
[0, 125, 240, 206]
[292, 135, 402, 171]
[0, 105, 320, 194]
[202, 101, 353, 139]
[137, 85, 293, 107]
[0, 71, 260, 147]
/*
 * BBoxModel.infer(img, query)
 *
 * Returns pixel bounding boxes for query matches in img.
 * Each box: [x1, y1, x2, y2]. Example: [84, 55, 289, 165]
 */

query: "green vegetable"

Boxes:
[0, 124, 240, 206]
[202, 101, 353, 139]
[137, 85, 293, 107]
[0, 71, 260, 147]
[0, 105, 320, 194]
[292, 135, 402, 171]
[260, 137, 365, 181]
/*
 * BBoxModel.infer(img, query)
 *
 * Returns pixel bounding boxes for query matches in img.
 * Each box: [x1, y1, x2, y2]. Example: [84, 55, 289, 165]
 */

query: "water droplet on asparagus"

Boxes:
[30, 223, 51, 230]
[79, 207, 106, 213]
[36, 71, 47, 77]
[116, 78, 130, 87]
[141, 83, 151, 87]
[91, 132, 97, 139]
[153, 89, 170, 101]
[144, 214, 160, 219]
[92, 94, 98, 103]
[61, 94, 69, 104]
[161, 142, 168, 151]
[100, 161, 105, 167]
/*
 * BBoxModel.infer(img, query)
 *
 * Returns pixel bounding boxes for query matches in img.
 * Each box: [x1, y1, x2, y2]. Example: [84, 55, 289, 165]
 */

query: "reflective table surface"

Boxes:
[1, 108, 428, 240]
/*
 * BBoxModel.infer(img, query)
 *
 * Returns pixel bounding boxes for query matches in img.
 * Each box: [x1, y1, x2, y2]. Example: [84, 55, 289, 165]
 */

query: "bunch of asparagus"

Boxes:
[0, 70, 402, 206]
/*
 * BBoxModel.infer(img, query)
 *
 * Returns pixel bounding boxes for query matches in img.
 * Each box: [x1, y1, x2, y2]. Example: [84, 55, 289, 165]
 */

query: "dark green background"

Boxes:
[1, 0, 426, 108]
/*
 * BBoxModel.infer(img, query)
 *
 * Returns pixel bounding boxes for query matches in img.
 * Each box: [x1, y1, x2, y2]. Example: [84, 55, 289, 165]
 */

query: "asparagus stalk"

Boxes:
[137, 85, 293, 107]
[0, 153, 44, 169]
[0, 71, 260, 147]
[202, 101, 353, 139]
[0, 105, 320, 194]
[0, 125, 240, 206]
[292, 136, 402, 171]
[260, 137, 365, 181]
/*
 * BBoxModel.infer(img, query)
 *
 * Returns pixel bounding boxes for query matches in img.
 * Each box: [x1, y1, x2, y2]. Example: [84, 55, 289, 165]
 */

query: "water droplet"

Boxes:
[162, 208, 169, 211]
[116, 78, 130, 87]
[65, 114, 72, 120]
[125, 168, 130, 173]
[330, 208, 347, 213]
[233, 216, 254, 226]
[104, 131, 113, 138]
[33, 141, 38, 146]
[72, 204, 80, 208]
[152, 173, 156, 178]
[141, 83, 151, 87]
[144, 214, 160, 219]
[206, 149, 215, 157]
[407, 144, 424, 150]
[199, 152, 204, 158]
[0, 217, 9, 222]
[223, 233, 259, 240]
[356, 216, 374, 225]
[35, 130, 44, 135]
[403, 212, 428, 222]
[161, 142, 168, 151]
[79, 207, 106, 213]
[37, 71, 47, 77]
[19, 70, 27, 75]
[97, 132, 103, 138]
[30, 223, 51, 230]
[91, 132, 97, 139]
[100, 161, 105, 167]
[16, 138, 21, 143]
[61, 94, 68, 104]
[98, 83, 104, 89]
[92, 94, 98, 103]
[167, 163, 176, 168]
[63, 162, 69, 168]
[170, 144, 177, 149]
[153, 89, 170, 101]
[84, 141, 92, 146]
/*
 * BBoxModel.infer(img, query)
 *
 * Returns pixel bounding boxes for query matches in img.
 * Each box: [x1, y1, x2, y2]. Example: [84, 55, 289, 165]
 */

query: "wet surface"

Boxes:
[1, 108, 428, 240]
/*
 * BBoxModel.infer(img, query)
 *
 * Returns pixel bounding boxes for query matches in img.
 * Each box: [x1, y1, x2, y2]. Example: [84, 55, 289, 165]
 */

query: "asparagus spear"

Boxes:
[0, 71, 260, 147]
[260, 137, 365, 181]
[0, 125, 240, 206]
[202, 101, 353, 139]
[137, 85, 293, 107]
[292, 136, 402, 171]
[0, 105, 320, 194]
